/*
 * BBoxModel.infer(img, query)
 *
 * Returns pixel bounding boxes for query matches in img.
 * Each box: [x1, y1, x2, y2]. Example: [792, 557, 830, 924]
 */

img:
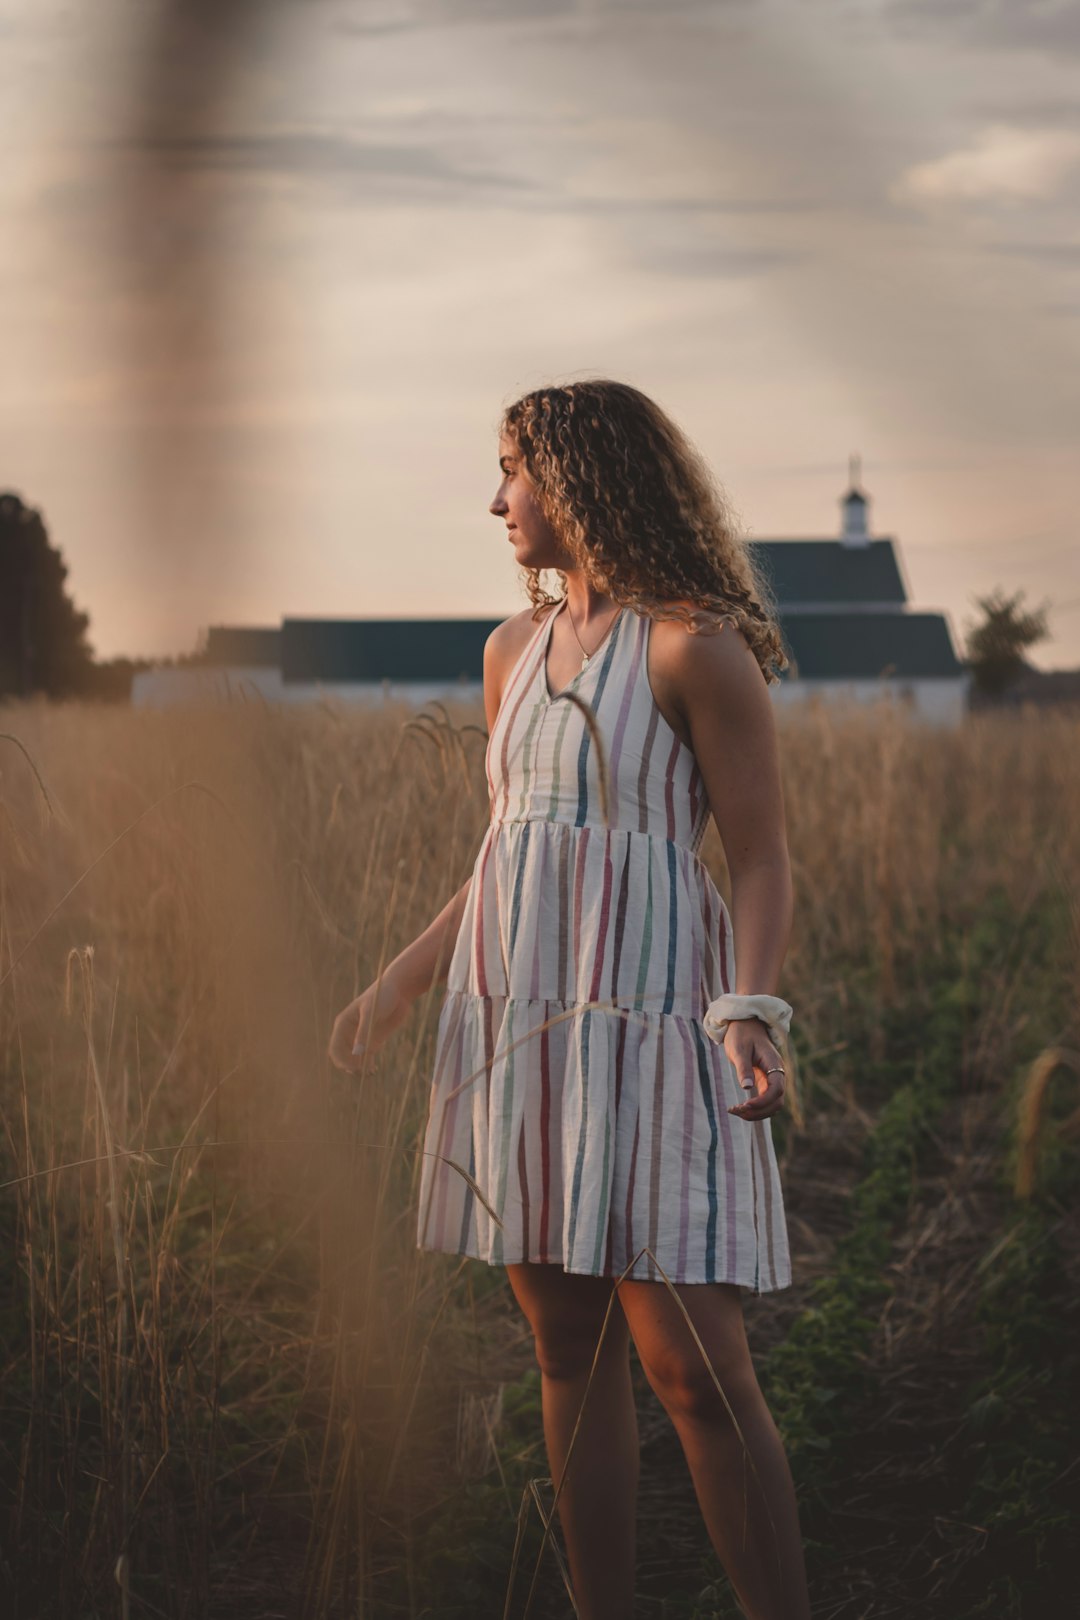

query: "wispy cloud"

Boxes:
[890, 123, 1080, 206]
[136, 130, 534, 197]
[121, 127, 822, 225]
[611, 240, 805, 277]
[968, 95, 1080, 130]
[885, 0, 1080, 57]
[984, 240, 1080, 263]
[332, 0, 732, 39]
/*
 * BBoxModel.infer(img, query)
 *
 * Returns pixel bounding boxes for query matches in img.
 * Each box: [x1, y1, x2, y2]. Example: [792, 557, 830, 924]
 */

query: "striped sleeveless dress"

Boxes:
[416, 597, 791, 1290]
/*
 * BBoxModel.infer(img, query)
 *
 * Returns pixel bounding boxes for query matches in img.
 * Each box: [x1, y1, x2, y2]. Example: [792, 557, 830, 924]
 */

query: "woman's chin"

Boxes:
[510, 542, 560, 571]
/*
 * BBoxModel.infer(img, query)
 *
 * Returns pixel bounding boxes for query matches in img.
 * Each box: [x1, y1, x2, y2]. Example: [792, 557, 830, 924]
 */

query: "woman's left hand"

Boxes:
[721, 1015, 787, 1121]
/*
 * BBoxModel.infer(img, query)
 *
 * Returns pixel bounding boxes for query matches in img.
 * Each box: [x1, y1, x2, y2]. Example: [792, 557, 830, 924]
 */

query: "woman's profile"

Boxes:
[329, 378, 811, 1619]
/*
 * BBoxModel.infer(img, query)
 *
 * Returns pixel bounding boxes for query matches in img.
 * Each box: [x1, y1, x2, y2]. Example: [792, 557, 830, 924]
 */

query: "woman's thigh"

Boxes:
[505, 1262, 630, 1377]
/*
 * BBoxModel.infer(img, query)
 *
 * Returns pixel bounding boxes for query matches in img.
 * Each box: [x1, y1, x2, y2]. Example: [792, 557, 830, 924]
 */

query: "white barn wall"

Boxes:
[133, 666, 967, 726]
[131, 666, 485, 710]
[278, 678, 484, 708]
[770, 677, 968, 726]
[132, 667, 288, 706]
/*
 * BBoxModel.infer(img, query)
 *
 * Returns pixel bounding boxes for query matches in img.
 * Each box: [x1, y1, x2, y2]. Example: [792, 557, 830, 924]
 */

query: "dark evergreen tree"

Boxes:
[964, 586, 1050, 697]
[0, 492, 95, 698]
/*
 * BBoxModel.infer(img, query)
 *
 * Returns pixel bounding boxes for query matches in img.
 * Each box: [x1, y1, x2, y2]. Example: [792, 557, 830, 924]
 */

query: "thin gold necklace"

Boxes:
[564, 597, 619, 669]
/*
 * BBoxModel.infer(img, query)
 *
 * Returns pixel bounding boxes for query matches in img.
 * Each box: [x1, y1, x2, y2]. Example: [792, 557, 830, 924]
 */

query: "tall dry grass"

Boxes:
[1, 692, 1077, 1616]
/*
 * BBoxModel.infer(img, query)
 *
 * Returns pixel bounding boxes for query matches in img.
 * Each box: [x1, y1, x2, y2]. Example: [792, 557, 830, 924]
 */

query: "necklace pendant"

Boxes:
[581, 653, 591, 669]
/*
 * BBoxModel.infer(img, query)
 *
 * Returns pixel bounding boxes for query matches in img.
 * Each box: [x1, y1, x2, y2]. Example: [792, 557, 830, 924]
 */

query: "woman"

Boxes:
[329, 379, 810, 1620]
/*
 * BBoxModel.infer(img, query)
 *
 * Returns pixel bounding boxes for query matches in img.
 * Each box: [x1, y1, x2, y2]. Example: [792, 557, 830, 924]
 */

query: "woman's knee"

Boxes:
[507, 1267, 627, 1382]
[640, 1337, 757, 1424]
[532, 1306, 628, 1381]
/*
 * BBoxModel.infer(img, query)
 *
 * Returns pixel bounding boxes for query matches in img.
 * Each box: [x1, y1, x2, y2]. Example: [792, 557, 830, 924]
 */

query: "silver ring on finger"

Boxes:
[764, 1066, 785, 1076]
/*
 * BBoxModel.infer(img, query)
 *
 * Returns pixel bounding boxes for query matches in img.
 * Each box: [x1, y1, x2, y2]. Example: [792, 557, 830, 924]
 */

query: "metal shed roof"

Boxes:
[281, 617, 500, 682]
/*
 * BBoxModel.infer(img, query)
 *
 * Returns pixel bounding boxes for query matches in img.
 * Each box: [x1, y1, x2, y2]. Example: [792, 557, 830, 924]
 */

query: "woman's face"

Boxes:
[490, 433, 566, 570]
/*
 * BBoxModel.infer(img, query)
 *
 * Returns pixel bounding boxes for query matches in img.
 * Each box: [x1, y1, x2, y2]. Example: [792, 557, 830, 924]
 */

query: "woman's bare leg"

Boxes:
[617, 1278, 810, 1620]
[505, 1262, 639, 1620]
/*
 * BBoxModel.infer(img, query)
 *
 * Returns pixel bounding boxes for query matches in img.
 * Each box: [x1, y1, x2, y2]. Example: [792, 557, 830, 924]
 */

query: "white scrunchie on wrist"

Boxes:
[702, 993, 793, 1050]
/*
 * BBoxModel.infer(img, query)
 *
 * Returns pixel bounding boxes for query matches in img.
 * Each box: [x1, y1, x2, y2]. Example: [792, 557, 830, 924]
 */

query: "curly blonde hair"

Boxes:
[499, 378, 788, 683]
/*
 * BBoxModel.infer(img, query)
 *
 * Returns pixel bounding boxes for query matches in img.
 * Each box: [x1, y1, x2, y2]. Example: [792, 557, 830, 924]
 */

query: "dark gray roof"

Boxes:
[204, 626, 282, 666]
[281, 617, 500, 682]
[749, 539, 906, 606]
[202, 595, 962, 687]
[778, 612, 963, 680]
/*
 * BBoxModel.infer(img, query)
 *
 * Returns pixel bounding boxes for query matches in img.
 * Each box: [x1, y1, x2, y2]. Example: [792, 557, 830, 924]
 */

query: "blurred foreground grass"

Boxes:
[1, 695, 1077, 1618]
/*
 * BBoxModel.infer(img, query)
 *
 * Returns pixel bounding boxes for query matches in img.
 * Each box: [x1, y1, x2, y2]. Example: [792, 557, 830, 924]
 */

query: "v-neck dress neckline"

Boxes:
[540, 596, 626, 705]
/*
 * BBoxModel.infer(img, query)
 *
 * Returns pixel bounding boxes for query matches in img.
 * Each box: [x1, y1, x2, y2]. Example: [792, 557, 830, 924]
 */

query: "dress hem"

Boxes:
[416, 1237, 793, 1294]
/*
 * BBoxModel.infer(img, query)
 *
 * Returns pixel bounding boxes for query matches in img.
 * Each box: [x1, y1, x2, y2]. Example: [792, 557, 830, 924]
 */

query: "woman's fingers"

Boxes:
[728, 1071, 785, 1120]
[721, 1026, 787, 1120]
[350, 1030, 379, 1072]
[328, 983, 406, 1075]
[327, 1009, 348, 1070]
[328, 1002, 368, 1073]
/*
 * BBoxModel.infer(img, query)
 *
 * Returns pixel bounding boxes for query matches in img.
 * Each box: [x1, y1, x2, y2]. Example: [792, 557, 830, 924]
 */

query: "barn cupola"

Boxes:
[839, 453, 871, 547]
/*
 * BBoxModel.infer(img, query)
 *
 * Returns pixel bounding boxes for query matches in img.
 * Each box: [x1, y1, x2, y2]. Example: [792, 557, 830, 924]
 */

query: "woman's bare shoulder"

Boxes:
[482, 604, 555, 725]
[485, 604, 551, 667]
[647, 598, 752, 670]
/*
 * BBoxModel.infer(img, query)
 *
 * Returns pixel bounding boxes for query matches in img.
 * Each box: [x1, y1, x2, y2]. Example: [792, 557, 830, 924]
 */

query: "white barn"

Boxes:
[753, 458, 968, 725]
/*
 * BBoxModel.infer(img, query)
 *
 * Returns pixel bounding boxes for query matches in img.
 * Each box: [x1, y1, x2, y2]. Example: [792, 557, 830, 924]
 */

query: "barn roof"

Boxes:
[281, 617, 500, 682]
[749, 538, 907, 606]
[202, 608, 962, 685]
[780, 612, 964, 680]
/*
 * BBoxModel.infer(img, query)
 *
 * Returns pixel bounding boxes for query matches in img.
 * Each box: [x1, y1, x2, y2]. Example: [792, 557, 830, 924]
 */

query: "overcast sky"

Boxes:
[3, 0, 1078, 665]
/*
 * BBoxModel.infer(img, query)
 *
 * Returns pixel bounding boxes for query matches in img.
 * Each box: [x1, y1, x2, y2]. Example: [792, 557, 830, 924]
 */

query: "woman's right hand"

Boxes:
[327, 972, 412, 1074]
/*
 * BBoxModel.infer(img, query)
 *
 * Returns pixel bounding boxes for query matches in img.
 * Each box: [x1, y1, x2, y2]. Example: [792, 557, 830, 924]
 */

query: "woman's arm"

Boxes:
[328, 611, 536, 1074]
[327, 877, 474, 1073]
[381, 877, 473, 1001]
[379, 608, 545, 1002]
[652, 609, 793, 1120]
